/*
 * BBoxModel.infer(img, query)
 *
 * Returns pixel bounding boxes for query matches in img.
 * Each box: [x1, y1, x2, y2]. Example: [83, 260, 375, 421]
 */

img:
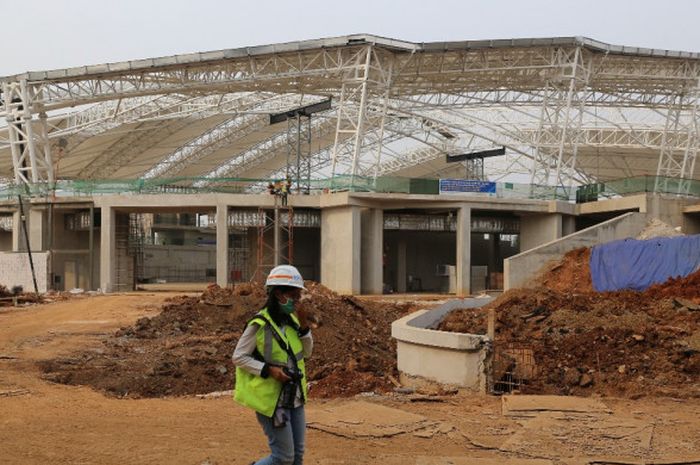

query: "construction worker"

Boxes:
[280, 178, 290, 206]
[233, 264, 312, 465]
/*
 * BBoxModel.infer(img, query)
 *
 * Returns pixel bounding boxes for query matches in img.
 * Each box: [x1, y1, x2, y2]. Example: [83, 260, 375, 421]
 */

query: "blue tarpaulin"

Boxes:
[590, 235, 700, 292]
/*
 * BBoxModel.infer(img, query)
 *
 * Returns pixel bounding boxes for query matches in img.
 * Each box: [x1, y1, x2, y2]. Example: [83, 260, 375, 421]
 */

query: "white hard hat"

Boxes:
[265, 265, 305, 289]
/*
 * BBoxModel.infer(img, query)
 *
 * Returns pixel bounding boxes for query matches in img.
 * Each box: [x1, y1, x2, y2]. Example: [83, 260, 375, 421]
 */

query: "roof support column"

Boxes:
[361, 208, 383, 294]
[100, 206, 116, 292]
[455, 205, 471, 296]
[330, 46, 394, 185]
[529, 47, 590, 198]
[216, 204, 229, 287]
[321, 206, 360, 294]
[12, 211, 22, 252]
[2, 81, 54, 192]
[655, 76, 700, 195]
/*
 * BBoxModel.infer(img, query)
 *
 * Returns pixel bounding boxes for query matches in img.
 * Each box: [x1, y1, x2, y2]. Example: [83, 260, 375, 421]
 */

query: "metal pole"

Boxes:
[17, 195, 39, 294]
[296, 114, 301, 190]
[273, 205, 281, 266]
[47, 202, 53, 290]
[306, 116, 312, 194]
[88, 203, 95, 291]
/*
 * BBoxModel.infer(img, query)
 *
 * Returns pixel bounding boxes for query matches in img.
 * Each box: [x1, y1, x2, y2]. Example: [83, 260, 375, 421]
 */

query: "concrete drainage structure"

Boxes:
[391, 297, 495, 393]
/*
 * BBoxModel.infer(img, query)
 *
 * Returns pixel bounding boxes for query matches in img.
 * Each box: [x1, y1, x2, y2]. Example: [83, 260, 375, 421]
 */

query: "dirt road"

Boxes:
[1, 295, 699, 464]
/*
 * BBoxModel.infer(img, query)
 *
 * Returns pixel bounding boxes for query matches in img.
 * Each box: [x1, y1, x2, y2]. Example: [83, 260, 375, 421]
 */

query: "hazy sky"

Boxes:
[2, 0, 699, 76]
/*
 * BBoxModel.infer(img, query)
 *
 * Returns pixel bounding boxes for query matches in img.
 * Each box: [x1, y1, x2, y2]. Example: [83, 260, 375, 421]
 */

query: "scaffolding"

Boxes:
[252, 203, 294, 283]
[129, 214, 146, 284]
[113, 213, 134, 291]
[229, 230, 250, 283]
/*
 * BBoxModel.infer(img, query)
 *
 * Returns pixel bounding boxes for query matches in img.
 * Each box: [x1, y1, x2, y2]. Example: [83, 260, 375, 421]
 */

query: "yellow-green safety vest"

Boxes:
[234, 308, 308, 417]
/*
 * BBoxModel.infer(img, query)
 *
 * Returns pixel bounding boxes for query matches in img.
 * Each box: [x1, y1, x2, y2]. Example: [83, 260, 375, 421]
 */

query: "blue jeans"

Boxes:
[254, 406, 305, 465]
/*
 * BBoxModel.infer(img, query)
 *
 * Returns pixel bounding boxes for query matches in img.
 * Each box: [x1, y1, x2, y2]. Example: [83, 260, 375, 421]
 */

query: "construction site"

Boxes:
[0, 35, 699, 465]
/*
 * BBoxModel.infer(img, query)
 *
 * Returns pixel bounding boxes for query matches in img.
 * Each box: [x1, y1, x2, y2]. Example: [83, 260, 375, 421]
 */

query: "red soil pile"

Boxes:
[439, 269, 700, 398]
[41, 282, 416, 398]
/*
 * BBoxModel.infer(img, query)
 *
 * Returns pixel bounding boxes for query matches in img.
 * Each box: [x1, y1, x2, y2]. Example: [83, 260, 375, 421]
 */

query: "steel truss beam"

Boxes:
[2, 81, 54, 186]
[529, 47, 591, 193]
[196, 115, 338, 184]
[655, 77, 700, 194]
[286, 114, 312, 193]
[145, 113, 267, 179]
[1, 37, 699, 193]
[7, 47, 376, 112]
[330, 46, 393, 179]
[77, 92, 296, 178]
[142, 93, 322, 178]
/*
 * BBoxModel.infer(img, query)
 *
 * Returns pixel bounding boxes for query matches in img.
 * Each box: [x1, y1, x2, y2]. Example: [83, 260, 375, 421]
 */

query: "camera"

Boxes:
[279, 366, 302, 409]
[283, 366, 303, 383]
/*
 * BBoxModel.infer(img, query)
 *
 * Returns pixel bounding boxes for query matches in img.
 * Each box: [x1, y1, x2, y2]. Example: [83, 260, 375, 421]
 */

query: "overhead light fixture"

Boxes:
[269, 98, 332, 125]
[445, 147, 505, 163]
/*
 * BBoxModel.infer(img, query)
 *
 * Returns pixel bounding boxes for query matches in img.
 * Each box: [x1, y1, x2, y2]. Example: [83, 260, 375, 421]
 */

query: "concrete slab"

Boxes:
[415, 458, 552, 465]
[307, 400, 439, 438]
[501, 395, 611, 415]
[499, 410, 655, 460]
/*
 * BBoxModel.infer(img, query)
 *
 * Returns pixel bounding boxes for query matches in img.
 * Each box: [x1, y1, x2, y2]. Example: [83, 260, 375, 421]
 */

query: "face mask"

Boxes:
[279, 297, 295, 314]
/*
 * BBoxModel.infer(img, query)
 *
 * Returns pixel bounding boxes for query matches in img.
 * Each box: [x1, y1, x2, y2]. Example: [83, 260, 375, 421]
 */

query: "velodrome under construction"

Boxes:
[1, 34, 699, 465]
[0, 34, 698, 295]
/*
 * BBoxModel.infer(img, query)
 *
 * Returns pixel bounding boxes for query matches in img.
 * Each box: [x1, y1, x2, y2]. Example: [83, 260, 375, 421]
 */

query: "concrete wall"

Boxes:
[49, 210, 99, 290]
[504, 212, 647, 290]
[520, 213, 562, 251]
[0, 252, 49, 293]
[392, 297, 494, 391]
[646, 195, 698, 228]
[143, 244, 216, 282]
[321, 206, 360, 294]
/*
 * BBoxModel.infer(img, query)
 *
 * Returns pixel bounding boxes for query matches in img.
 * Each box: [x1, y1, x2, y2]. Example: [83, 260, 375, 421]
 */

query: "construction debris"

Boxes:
[501, 395, 611, 416]
[306, 400, 440, 438]
[40, 282, 416, 398]
[439, 251, 700, 398]
[636, 218, 684, 240]
[0, 284, 44, 307]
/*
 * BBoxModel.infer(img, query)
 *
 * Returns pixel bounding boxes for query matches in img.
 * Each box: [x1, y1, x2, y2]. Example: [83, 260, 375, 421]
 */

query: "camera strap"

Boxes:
[257, 313, 301, 368]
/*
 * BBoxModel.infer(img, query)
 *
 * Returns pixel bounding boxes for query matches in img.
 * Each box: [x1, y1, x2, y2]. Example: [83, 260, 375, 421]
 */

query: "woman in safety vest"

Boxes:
[233, 264, 313, 465]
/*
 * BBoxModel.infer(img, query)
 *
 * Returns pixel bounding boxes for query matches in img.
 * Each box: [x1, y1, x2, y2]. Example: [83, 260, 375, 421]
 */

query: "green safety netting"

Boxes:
[575, 176, 700, 203]
[1, 175, 696, 202]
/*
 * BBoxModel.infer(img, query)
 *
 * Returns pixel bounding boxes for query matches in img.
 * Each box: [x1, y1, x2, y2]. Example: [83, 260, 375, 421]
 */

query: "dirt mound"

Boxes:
[534, 247, 594, 293]
[41, 283, 415, 398]
[439, 270, 700, 398]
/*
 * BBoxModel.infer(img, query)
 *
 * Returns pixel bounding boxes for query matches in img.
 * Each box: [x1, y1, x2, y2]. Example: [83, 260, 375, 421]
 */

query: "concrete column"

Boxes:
[216, 204, 229, 287]
[99, 206, 116, 292]
[562, 215, 576, 236]
[321, 206, 360, 294]
[487, 233, 499, 287]
[28, 208, 45, 251]
[12, 211, 21, 252]
[520, 213, 563, 252]
[456, 206, 471, 296]
[396, 239, 407, 293]
[361, 208, 383, 294]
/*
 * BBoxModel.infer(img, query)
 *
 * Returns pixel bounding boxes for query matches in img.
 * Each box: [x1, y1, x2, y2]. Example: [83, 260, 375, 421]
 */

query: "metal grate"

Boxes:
[490, 343, 537, 395]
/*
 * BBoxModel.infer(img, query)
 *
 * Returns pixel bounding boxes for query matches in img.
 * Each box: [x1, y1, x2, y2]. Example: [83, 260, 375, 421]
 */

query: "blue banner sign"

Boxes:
[439, 179, 496, 194]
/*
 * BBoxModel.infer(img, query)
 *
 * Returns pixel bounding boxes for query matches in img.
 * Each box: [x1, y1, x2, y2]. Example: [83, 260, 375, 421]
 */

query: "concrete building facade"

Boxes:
[2, 191, 697, 295]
